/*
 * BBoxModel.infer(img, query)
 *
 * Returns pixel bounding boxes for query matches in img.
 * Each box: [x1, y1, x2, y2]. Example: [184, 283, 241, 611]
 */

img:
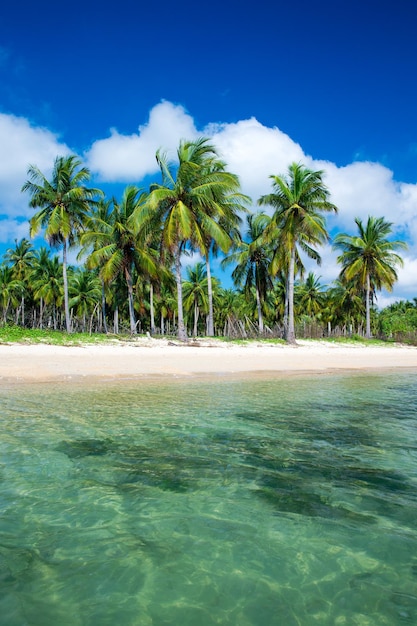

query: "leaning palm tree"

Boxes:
[143, 137, 247, 341]
[22, 155, 102, 332]
[333, 216, 407, 338]
[258, 162, 337, 343]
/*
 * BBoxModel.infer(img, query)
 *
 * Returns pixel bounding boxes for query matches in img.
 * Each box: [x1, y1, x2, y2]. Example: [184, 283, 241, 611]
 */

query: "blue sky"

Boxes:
[1, 0, 417, 304]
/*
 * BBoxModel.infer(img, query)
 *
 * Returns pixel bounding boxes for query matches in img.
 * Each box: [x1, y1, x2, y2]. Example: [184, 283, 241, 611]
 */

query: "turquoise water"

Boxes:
[0, 372, 416, 626]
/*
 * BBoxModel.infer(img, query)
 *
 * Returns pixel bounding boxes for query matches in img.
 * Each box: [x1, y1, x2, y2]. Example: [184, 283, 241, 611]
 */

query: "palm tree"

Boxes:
[182, 262, 210, 337]
[222, 213, 273, 333]
[80, 186, 158, 334]
[144, 137, 247, 341]
[0, 265, 23, 324]
[215, 288, 246, 337]
[195, 157, 249, 337]
[31, 255, 64, 329]
[297, 272, 327, 318]
[258, 162, 337, 343]
[81, 197, 113, 333]
[333, 216, 407, 338]
[22, 155, 102, 333]
[4, 238, 35, 326]
[29, 247, 51, 328]
[69, 268, 102, 332]
[326, 277, 365, 334]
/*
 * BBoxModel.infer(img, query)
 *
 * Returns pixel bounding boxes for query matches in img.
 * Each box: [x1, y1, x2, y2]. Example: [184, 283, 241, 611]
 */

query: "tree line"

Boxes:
[0, 137, 411, 342]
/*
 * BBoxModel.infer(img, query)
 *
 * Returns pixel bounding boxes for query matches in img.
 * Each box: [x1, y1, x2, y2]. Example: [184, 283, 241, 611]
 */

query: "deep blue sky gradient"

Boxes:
[1, 0, 417, 301]
[1, 0, 416, 180]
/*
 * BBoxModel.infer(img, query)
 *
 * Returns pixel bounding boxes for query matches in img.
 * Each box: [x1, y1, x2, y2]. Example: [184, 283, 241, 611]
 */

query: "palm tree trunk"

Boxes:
[174, 247, 187, 341]
[206, 255, 214, 337]
[255, 283, 264, 333]
[62, 239, 72, 333]
[193, 302, 199, 337]
[114, 306, 119, 334]
[3, 298, 10, 323]
[284, 276, 289, 336]
[39, 297, 44, 329]
[124, 264, 137, 334]
[286, 246, 296, 344]
[365, 272, 371, 339]
[150, 283, 155, 334]
[101, 281, 108, 334]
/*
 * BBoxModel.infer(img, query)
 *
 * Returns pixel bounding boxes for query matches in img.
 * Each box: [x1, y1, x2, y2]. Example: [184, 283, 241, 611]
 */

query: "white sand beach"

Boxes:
[0, 339, 416, 383]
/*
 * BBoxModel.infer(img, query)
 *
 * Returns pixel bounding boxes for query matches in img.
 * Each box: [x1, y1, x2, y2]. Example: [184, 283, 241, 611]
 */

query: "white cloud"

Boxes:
[1, 101, 417, 302]
[207, 118, 305, 206]
[85, 101, 198, 181]
[0, 112, 70, 226]
[0, 219, 30, 244]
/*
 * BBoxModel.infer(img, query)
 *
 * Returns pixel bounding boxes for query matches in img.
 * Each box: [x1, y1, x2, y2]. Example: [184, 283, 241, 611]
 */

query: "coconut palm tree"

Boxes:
[258, 162, 337, 343]
[4, 238, 35, 326]
[222, 212, 273, 333]
[195, 158, 249, 337]
[22, 155, 102, 332]
[182, 262, 210, 337]
[0, 265, 23, 324]
[29, 247, 51, 328]
[144, 137, 247, 341]
[69, 268, 102, 332]
[333, 216, 407, 338]
[214, 288, 246, 338]
[297, 272, 327, 318]
[80, 186, 158, 334]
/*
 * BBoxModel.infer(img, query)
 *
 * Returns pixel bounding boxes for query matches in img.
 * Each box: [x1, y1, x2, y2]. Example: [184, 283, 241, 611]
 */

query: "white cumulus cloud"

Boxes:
[0, 112, 70, 221]
[85, 101, 198, 181]
[1, 100, 417, 302]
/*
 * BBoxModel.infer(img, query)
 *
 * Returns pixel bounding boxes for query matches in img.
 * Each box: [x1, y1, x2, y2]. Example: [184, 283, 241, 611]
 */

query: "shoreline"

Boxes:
[1, 339, 416, 384]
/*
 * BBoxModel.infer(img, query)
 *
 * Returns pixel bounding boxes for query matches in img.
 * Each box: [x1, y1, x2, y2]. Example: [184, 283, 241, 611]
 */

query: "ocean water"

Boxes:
[0, 371, 416, 626]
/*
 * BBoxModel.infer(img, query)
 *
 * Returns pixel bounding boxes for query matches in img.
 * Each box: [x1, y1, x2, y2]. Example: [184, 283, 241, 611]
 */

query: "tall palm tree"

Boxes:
[222, 212, 273, 333]
[333, 216, 407, 338]
[80, 186, 158, 334]
[144, 137, 247, 341]
[258, 162, 337, 343]
[195, 157, 249, 337]
[22, 155, 102, 333]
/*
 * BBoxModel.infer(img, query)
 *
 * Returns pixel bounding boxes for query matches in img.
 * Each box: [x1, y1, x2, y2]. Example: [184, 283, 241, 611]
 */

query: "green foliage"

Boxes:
[0, 324, 116, 345]
[378, 301, 417, 335]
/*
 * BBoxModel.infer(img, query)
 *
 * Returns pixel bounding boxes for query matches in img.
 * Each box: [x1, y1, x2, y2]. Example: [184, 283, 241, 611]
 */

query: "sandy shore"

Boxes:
[0, 338, 416, 383]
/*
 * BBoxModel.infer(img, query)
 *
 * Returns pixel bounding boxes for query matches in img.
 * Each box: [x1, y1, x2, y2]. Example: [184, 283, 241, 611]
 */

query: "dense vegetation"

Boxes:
[1, 140, 414, 343]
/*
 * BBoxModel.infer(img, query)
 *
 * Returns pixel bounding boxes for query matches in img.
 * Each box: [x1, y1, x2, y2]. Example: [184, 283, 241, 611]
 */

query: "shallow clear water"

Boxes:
[0, 372, 417, 625]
